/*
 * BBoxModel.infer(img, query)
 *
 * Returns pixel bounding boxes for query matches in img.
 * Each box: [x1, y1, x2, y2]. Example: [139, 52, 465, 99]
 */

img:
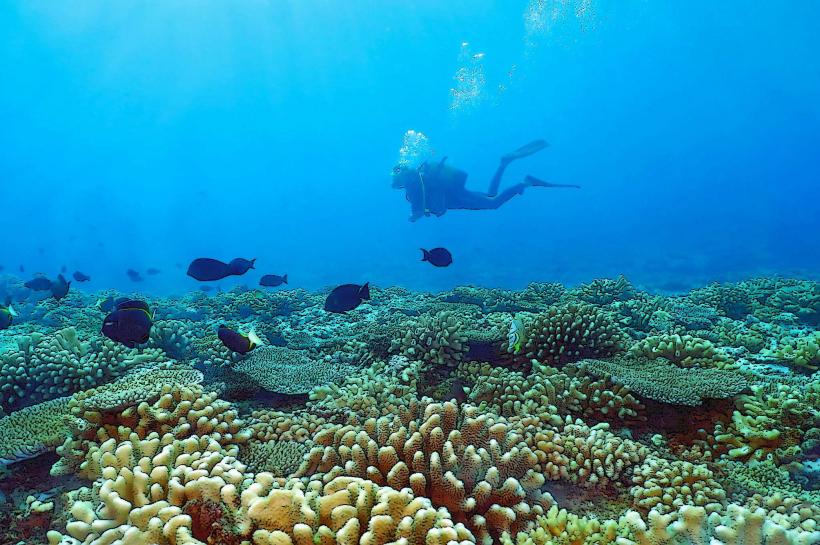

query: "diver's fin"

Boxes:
[525, 175, 580, 189]
[247, 329, 264, 348]
[503, 140, 548, 162]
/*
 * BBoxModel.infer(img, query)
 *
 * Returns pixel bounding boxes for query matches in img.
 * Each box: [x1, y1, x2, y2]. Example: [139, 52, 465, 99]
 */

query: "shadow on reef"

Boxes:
[0, 275, 817, 544]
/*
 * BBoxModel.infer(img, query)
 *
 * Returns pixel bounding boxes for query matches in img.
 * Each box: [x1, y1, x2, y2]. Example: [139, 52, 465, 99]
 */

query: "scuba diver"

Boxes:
[391, 139, 580, 222]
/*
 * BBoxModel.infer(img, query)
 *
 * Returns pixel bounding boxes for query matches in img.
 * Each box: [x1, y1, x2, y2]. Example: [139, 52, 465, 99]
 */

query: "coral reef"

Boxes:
[0, 277, 817, 545]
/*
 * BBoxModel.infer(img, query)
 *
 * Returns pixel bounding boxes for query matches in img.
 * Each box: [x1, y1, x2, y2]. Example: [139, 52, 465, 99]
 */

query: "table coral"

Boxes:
[579, 356, 747, 406]
[0, 396, 80, 464]
[233, 346, 354, 395]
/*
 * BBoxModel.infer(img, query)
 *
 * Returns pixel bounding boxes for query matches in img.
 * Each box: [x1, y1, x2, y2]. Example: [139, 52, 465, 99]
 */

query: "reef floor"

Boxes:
[0, 276, 817, 545]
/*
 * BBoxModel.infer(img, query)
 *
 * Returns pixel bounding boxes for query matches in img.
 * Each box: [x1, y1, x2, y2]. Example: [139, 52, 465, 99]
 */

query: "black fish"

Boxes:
[260, 274, 288, 287]
[60, 265, 67, 273]
[146, 268, 161, 275]
[102, 300, 153, 348]
[126, 269, 144, 282]
[421, 247, 453, 267]
[50, 274, 71, 301]
[0, 297, 16, 331]
[24, 276, 53, 291]
[187, 258, 232, 282]
[217, 324, 262, 354]
[228, 258, 256, 275]
[324, 283, 370, 313]
[99, 296, 130, 313]
[73, 271, 91, 282]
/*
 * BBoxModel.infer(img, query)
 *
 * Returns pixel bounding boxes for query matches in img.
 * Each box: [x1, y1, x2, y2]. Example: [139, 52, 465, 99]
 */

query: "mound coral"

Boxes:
[0, 327, 168, 411]
[764, 331, 820, 370]
[390, 310, 469, 369]
[503, 304, 627, 369]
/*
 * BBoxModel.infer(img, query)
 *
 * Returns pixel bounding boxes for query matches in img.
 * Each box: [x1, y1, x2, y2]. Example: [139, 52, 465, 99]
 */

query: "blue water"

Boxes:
[1, 1, 818, 294]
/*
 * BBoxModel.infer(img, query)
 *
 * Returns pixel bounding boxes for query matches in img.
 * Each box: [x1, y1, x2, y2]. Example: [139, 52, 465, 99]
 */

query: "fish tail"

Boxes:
[7, 305, 17, 317]
[420, 248, 429, 261]
[283, 274, 288, 284]
[247, 329, 264, 348]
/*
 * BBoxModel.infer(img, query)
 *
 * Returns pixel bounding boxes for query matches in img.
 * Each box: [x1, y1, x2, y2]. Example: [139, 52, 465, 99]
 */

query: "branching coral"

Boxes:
[629, 333, 735, 368]
[390, 310, 469, 369]
[0, 327, 169, 411]
[48, 433, 476, 545]
[572, 275, 636, 305]
[630, 456, 726, 514]
[763, 331, 820, 370]
[298, 401, 553, 543]
[579, 356, 747, 406]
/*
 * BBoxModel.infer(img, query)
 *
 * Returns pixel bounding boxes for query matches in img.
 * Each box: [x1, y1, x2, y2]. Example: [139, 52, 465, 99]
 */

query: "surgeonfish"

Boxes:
[228, 258, 256, 275]
[24, 276, 52, 291]
[217, 324, 263, 354]
[50, 274, 71, 301]
[73, 271, 91, 282]
[102, 299, 154, 348]
[260, 274, 288, 287]
[421, 247, 453, 267]
[508, 317, 524, 354]
[324, 283, 370, 313]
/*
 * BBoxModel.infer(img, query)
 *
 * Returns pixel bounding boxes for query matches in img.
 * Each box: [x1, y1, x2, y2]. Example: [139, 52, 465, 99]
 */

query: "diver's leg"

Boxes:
[450, 187, 526, 211]
[490, 139, 548, 196]
[487, 161, 509, 197]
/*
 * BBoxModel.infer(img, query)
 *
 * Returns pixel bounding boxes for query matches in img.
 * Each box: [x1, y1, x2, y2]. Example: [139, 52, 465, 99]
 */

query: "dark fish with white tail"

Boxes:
[218, 324, 263, 354]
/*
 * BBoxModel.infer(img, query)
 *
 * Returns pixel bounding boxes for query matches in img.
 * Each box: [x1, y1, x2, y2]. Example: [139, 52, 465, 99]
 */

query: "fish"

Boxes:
[0, 298, 17, 331]
[73, 271, 91, 282]
[126, 269, 144, 282]
[187, 258, 232, 281]
[60, 265, 67, 273]
[324, 282, 370, 313]
[508, 317, 525, 354]
[146, 268, 161, 275]
[199, 285, 215, 292]
[98, 296, 130, 313]
[260, 274, 288, 287]
[50, 274, 71, 301]
[19, 265, 24, 272]
[421, 247, 453, 267]
[228, 258, 256, 276]
[24, 276, 53, 291]
[446, 378, 469, 404]
[101, 299, 154, 348]
[217, 324, 263, 354]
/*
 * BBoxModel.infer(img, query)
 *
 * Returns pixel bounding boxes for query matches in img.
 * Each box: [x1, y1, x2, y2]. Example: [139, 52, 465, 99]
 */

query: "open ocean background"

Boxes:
[1, 1, 818, 295]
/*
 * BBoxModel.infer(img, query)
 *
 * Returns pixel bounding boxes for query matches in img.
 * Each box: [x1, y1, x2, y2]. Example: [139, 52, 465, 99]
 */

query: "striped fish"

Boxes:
[508, 318, 524, 354]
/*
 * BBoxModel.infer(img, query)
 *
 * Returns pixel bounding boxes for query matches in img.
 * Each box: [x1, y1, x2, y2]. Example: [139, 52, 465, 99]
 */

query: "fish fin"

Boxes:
[360, 282, 370, 300]
[247, 329, 264, 348]
[8, 305, 17, 317]
[250, 258, 256, 269]
[283, 274, 288, 284]
[420, 248, 429, 261]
